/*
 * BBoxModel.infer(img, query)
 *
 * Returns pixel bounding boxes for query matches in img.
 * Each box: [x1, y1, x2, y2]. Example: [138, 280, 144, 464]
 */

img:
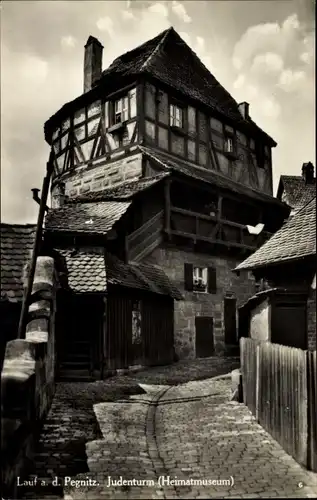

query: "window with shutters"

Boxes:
[184, 263, 217, 294]
[193, 267, 208, 292]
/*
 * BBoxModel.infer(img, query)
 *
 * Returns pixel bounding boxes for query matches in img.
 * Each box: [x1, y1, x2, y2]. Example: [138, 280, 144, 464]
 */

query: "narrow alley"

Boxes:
[17, 358, 317, 500]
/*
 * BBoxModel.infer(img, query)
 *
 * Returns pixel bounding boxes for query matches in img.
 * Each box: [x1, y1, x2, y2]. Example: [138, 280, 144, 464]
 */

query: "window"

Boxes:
[193, 267, 208, 292]
[114, 95, 129, 124]
[184, 263, 217, 294]
[224, 136, 234, 154]
[132, 300, 142, 344]
[169, 104, 183, 128]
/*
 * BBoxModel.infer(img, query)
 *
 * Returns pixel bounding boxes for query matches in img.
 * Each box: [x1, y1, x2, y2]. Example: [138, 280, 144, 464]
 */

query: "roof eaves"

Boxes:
[141, 147, 289, 207]
[235, 252, 316, 272]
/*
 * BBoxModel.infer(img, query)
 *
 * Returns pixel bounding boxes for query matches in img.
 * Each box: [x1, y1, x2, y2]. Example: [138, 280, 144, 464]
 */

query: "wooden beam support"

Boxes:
[195, 217, 199, 244]
[217, 195, 223, 220]
[164, 178, 171, 239]
[124, 233, 129, 264]
[170, 229, 257, 251]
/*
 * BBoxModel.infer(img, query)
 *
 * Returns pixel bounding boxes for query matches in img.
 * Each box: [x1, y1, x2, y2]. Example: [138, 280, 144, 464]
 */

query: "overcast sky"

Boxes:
[1, 0, 315, 223]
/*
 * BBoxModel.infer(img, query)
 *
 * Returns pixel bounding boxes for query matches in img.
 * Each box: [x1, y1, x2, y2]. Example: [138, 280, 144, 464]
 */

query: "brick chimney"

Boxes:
[84, 36, 103, 93]
[302, 162, 315, 184]
[238, 102, 250, 119]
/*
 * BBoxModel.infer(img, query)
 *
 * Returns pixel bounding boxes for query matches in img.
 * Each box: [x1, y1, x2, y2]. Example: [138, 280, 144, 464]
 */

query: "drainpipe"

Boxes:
[31, 188, 49, 211]
[17, 158, 54, 339]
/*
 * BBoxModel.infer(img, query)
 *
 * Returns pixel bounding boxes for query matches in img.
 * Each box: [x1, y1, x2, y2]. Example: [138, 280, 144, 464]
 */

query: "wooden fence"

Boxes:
[240, 338, 317, 472]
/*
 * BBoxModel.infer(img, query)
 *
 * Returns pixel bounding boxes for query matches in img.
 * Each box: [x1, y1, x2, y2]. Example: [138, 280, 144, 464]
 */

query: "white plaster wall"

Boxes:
[250, 298, 271, 342]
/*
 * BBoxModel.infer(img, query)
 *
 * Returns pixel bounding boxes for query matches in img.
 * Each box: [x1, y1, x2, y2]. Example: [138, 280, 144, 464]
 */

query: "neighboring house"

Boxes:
[54, 248, 182, 380]
[42, 27, 290, 364]
[0, 219, 182, 380]
[277, 162, 316, 216]
[235, 197, 316, 351]
[0, 223, 36, 369]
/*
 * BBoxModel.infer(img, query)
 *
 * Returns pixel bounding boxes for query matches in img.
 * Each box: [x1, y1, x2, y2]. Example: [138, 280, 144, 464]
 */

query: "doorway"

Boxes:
[224, 296, 237, 345]
[56, 292, 104, 381]
[195, 316, 214, 358]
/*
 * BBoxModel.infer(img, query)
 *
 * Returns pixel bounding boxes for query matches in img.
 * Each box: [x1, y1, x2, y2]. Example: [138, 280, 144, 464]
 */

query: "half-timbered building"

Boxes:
[43, 28, 290, 361]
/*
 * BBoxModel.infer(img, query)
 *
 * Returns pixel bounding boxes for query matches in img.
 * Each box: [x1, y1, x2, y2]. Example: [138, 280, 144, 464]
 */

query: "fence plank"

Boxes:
[307, 350, 317, 472]
[241, 339, 314, 470]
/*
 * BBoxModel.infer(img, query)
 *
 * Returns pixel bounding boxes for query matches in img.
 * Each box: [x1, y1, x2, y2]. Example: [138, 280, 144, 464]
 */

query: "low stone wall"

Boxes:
[1, 256, 56, 499]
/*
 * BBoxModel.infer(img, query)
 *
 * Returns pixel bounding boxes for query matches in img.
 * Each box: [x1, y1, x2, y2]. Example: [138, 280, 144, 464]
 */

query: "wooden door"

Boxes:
[224, 297, 237, 345]
[195, 316, 214, 358]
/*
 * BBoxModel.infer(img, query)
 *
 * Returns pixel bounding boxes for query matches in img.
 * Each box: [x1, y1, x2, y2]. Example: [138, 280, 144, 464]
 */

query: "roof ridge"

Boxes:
[141, 26, 173, 71]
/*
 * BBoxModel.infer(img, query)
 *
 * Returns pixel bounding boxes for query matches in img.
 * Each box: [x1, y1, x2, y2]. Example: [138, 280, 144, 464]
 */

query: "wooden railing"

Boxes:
[128, 210, 164, 261]
[170, 206, 271, 250]
[241, 338, 317, 471]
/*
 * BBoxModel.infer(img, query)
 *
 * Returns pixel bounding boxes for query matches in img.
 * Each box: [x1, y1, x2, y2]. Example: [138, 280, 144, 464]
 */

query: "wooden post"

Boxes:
[124, 233, 129, 263]
[195, 217, 199, 244]
[164, 178, 171, 238]
[255, 344, 260, 421]
[18, 159, 54, 339]
[217, 195, 223, 220]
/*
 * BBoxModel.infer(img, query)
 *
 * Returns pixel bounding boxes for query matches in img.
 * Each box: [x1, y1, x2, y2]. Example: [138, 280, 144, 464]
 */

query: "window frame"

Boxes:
[193, 266, 208, 293]
[169, 103, 184, 129]
[110, 93, 130, 127]
[224, 134, 236, 156]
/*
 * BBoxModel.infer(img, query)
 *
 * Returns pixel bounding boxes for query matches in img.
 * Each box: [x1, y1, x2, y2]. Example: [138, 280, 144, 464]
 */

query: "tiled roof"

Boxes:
[67, 173, 169, 203]
[58, 249, 106, 292]
[141, 147, 287, 206]
[56, 249, 182, 299]
[45, 28, 275, 146]
[278, 175, 316, 212]
[45, 201, 131, 234]
[133, 262, 183, 300]
[1, 223, 36, 302]
[235, 197, 316, 271]
[106, 252, 183, 300]
[100, 28, 275, 145]
[105, 252, 150, 291]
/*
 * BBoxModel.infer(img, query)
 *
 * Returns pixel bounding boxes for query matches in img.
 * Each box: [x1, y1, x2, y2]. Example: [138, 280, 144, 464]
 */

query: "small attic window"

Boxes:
[114, 96, 129, 124]
[108, 94, 130, 134]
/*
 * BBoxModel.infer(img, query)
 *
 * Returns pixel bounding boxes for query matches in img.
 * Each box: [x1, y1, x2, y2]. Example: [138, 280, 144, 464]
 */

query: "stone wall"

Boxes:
[249, 298, 271, 342]
[51, 151, 142, 207]
[307, 288, 316, 351]
[143, 246, 256, 359]
[1, 256, 56, 498]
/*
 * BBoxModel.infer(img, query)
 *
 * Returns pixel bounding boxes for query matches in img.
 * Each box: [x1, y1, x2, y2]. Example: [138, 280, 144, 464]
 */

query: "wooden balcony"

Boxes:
[169, 206, 272, 251]
[126, 205, 272, 262]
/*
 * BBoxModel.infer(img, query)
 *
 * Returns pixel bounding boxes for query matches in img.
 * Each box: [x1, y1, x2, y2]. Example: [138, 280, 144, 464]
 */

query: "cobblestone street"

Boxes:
[18, 358, 317, 499]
